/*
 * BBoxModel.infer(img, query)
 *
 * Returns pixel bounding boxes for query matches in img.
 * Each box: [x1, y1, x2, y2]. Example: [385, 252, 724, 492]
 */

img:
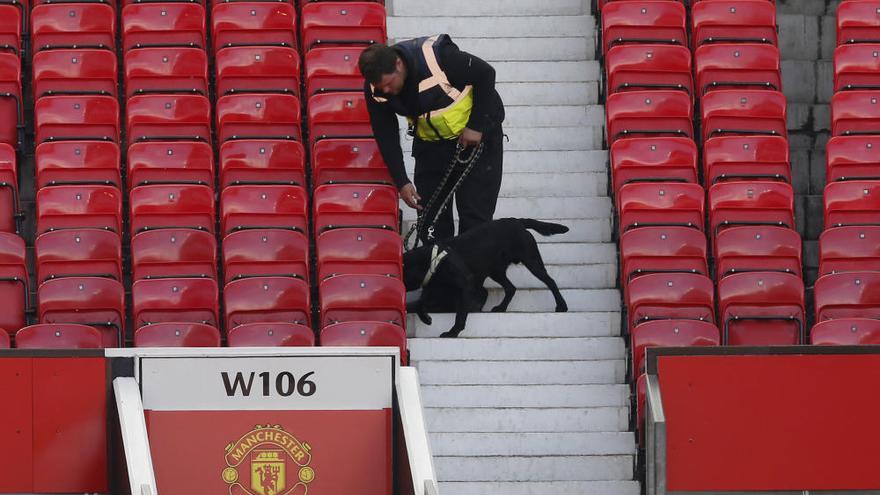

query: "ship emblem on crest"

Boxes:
[222, 424, 315, 495]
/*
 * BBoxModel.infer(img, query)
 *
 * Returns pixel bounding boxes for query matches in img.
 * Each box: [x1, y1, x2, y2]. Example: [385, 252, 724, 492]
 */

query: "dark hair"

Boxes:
[358, 44, 399, 85]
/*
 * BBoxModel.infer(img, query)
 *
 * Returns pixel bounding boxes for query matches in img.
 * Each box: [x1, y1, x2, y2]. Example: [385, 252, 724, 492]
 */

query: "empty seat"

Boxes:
[826, 135, 880, 181]
[227, 322, 315, 347]
[691, 0, 777, 47]
[617, 182, 705, 235]
[321, 321, 408, 365]
[605, 44, 693, 96]
[823, 180, 880, 228]
[34, 95, 119, 143]
[0, 232, 27, 335]
[715, 226, 802, 278]
[121, 3, 206, 51]
[132, 277, 219, 328]
[127, 141, 214, 190]
[131, 228, 217, 280]
[708, 181, 795, 241]
[0, 53, 21, 147]
[33, 49, 118, 98]
[0, 329, 7, 348]
[837, 0, 880, 45]
[815, 271, 880, 321]
[601, 0, 687, 54]
[834, 43, 880, 92]
[220, 184, 308, 235]
[831, 90, 880, 136]
[35, 141, 121, 188]
[0, 5, 21, 55]
[312, 183, 399, 234]
[32, 3, 115, 52]
[222, 229, 309, 284]
[123, 47, 209, 98]
[619, 226, 708, 290]
[215, 46, 300, 97]
[35, 229, 122, 283]
[305, 46, 365, 97]
[316, 227, 403, 280]
[631, 319, 719, 379]
[36, 184, 123, 234]
[627, 272, 715, 329]
[0, 143, 18, 232]
[312, 138, 392, 186]
[701, 89, 787, 142]
[307, 91, 372, 150]
[216, 93, 301, 143]
[224, 276, 311, 329]
[300, 1, 386, 51]
[695, 43, 781, 96]
[610, 137, 698, 193]
[38, 277, 125, 347]
[703, 135, 790, 184]
[219, 140, 306, 188]
[819, 226, 880, 275]
[718, 271, 805, 345]
[129, 183, 215, 236]
[15, 323, 102, 349]
[811, 318, 880, 345]
[126, 94, 211, 143]
[319, 274, 406, 328]
[211, 2, 297, 52]
[134, 322, 220, 347]
[606, 90, 693, 144]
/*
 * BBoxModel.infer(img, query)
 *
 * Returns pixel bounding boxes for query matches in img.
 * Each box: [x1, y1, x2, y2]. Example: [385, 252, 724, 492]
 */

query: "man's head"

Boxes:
[359, 44, 407, 96]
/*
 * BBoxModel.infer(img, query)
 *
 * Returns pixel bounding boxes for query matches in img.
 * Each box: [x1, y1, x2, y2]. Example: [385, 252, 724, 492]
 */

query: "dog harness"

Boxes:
[421, 245, 449, 287]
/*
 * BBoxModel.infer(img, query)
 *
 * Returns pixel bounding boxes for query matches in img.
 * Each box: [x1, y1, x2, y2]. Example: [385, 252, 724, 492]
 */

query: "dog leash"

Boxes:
[404, 141, 484, 251]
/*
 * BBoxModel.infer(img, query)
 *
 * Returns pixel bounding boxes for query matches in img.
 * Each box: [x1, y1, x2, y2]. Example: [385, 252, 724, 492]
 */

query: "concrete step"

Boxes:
[530, 242, 617, 265]
[501, 172, 606, 197]
[406, 312, 622, 338]
[434, 455, 635, 482]
[402, 196, 612, 221]
[421, 384, 629, 408]
[402, 218, 612, 243]
[430, 432, 635, 456]
[504, 105, 604, 128]
[498, 82, 599, 106]
[388, 15, 595, 39]
[485, 288, 621, 312]
[424, 406, 630, 433]
[404, 150, 609, 175]
[448, 37, 595, 62]
[438, 480, 642, 495]
[494, 61, 600, 83]
[414, 359, 626, 385]
[391, 0, 589, 17]
[478, 262, 615, 290]
[409, 337, 624, 361]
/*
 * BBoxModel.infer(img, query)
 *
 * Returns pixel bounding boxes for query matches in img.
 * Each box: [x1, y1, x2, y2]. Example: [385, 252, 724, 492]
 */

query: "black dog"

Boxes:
[403, 218, 569, 337]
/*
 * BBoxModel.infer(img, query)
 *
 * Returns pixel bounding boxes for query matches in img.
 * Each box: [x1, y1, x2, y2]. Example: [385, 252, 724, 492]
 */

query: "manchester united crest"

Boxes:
[222, 425, 315, 495]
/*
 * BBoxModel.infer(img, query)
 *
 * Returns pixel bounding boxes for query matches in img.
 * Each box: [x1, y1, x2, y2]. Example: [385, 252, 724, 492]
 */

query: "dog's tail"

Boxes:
[519, 218, 569, 236]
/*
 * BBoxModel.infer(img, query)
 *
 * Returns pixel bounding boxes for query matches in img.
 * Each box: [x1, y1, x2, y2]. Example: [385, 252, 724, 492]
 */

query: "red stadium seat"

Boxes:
[31, 4, 115, 53]
[819, 226, 880, 275]
[212, 1, 297, 52]
[307, 92, 372, 148]
[0, 5, 21, 55]
[626, 273, 715, 329]
[305, 46, 365, 97]
[222, 229, 309, 284]
[630, 319, 719, 379]
[701, 90, 787, 142]
[215, 46, 300, 97]
[300, 1, 386, 51]
[601, 1, 687, 54]
[815, 271, 880, 321]
[38, 277, 125, 347]
[219, 139, 306, 188]
[132, 277, 219, 328]
[826, 135, 880, 181]
[34, 95, 119, 143]
[131, 228, 217, 280]
[831, 90, 880, 136]
[0, 52, 21, 145]
[220, 184, 308, 235]
[715, 226, 802, 278]
[837, 0, 880, 45]
[834, 43, 880, 92]
[605, 90, 693, 144]
[35, 141, 121, 188]
[617, 182, 705, 235]
[134, 322, 220, 347]
[224, 276, 311, 329]
[33, 49, 117, 99]
[129, 184, 215, 236]
[123, 47, 209, 98]
[126, 94, 211, 143]
[36, 184, 122, 235]
[320, 321, 408, 365]
[121, 3, 206, 51]
[605, 44, 693, 96]
[312, 183, 399, 235]
[216, 93, 301, 143]
[718, 271, 805, 346]
[811, 318, 880, 345]
[0, 232, 26, 335]
[691, 0, 777, 47]
[35, 229, 122, 283]
[695, 43, 781, 97]
[619, 226, 708, 291]
[823, 180, 880, 228]
[0, 143, 18, 232]
[127, 141, 214, 190]
[703, 135, 790, 184]
[312, 138, 392, 186]
[610, 137, 698, 193]
[227, 322, 315, 347]
[15, 324, 102, 349]
[708, 181, 795, 241]
[316, 227, 403, 281]
[319, 274, 406, 328]
[0, 329, 7, 348]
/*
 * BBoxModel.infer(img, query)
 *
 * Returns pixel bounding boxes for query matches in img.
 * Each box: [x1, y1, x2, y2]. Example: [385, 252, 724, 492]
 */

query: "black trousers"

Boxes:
[413, 127, 504, 243]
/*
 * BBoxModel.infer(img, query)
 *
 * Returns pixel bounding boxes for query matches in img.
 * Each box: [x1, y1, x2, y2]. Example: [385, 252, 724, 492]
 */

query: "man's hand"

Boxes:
[400, 183, 422, 210]
[458, 127, 483, 147]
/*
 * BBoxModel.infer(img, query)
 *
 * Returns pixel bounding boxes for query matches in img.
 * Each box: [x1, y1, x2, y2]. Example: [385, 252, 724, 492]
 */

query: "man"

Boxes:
[358, 34, 505, 244]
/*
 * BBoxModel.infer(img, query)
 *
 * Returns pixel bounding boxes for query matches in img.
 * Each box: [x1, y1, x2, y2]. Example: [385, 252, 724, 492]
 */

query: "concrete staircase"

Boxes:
[388, 1, 640, 493]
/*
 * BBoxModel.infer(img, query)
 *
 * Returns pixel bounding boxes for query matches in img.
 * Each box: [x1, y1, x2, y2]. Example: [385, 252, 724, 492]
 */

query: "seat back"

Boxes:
[33, 49, 118, 99]
[220, 184, 308, 235]
[320, 321, 408, 365]
[212, 2, 297, 52]
[305, 46, 364, 96]
[32, 4, 115, 52]
[823, 180, 880, 228]
[695, 43, 781, 96]
[307, 91, 372, 150]
[126, 94, 211, 143]
[617, 182, 705, 235]
[215, 46, 300, 97]
[222, 229, 309, 284]
[826, 135, 880, 181]
[619, 226, 708, 289]
[312, 183, 399, 234]
[701, 89, 787, 142]
[38, 277, 125, 347]
[300, 2, 387, 51]
[227, 322, 315, 347]
[123, 47, 209, 98]
[691, 0, 778, 47]
[134, 322, 220, 347]
[129, 184, 215, 236]
[0, 231, 27, 335]
[718, 271, 805, 345]
[626, 272, 716, 329]
[216, 93, 301, 143]
[834, 43, 880, 92]
[312, 138, 392, 186]
[224, 276, 311, 329]
[16, 323, 102, 349]
[631, 319, 719, 378]
[121, 3, 206, 51]
[819, 226, 880, 275]
[811, 318, 880, 345]
[831, 90, 880, 136]
[35, 141, 121, 188]
[715, 225, 802, 278]
[316, 227, 403, 280]
[610, 136, 698, 193]
[815, 271, 880, 321]
[601, 0, 687, 54]
[708, 181, 795, 240]
[36, 184, 123, 235]
[131, 228, 217, 280]
[605, 44, 693, 96]
[34, 95, 120, 143]
[127, 141, 214, 190]
[837, 0, 880, 45]
[132, 277, 219, 328]
[319, 274, 406, 328]
[606, 90, 694, 144]
[35, 229, 122, 283]
[219, 139, 306, 188]
[703, 135, 790, 184]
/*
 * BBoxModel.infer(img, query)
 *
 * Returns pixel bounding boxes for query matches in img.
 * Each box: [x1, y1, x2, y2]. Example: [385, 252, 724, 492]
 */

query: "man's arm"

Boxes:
[364, 82, 410, 189]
